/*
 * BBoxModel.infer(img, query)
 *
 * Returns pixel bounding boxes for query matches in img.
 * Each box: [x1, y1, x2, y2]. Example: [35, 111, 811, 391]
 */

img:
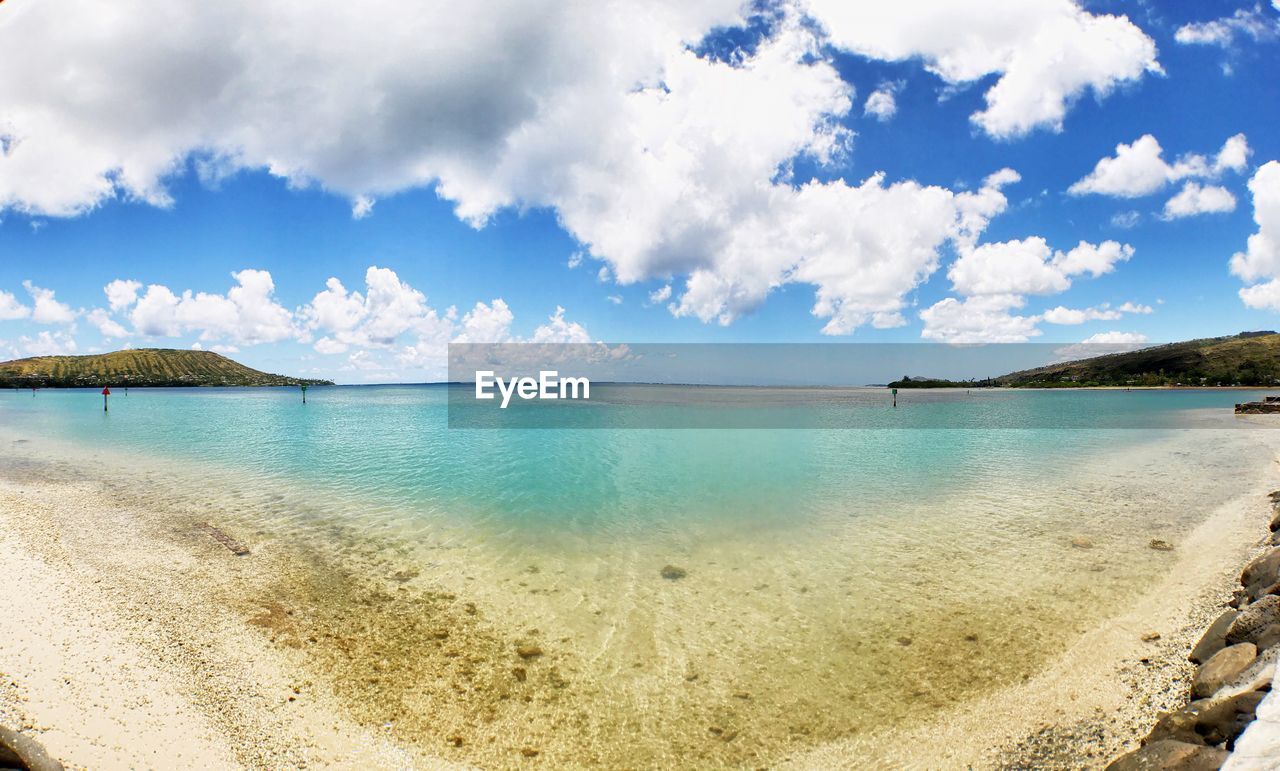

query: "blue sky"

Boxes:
[0, 0, 1278, 382]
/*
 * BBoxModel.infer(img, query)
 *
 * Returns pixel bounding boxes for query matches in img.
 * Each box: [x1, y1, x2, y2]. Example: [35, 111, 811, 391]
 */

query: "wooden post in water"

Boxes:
[102, 386, 110, 412]
[892, 387, 897, 408]
[300, 383, 307, 404]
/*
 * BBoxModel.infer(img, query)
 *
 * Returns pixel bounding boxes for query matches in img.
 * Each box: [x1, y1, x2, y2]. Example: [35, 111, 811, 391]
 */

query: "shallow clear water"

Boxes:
[2, 386, 1278, 766]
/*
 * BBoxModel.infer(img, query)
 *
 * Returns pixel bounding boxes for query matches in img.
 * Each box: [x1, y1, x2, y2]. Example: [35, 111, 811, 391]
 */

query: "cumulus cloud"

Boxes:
[1080, 331, 1148, 344]
[0, 1, 1128, 337]
[20, 330, 78, 356]
[0, 290, 31, 321]
[1068, 133, 1251, 198]
[1041, 301, 1150, 324]
[86, 308, 129, 338]
[924, 237, 1135, 341]
[22, 281, 77, 324]
[1174, 6, 1278, 48]
[529, 306, 592, 343]
[863, 84, 898, 121]
[1230, 162, 1280, 288]
[300, 267, 450, 350]
[804, 0, 1160, 138]
[104, 279, 143, 312]
[919, 295, 1040, 343]
[129, 269, 295, 344]
[1162, 182, 1236, 219]
[948, 238, 1132, 296]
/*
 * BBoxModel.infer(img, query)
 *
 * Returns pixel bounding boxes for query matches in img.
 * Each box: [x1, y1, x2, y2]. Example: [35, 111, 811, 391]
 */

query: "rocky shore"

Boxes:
[1107, 491, 1280, 770]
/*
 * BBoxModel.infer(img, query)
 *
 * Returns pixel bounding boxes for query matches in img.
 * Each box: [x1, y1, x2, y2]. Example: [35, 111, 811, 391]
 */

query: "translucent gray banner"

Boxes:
[446, 343, 1280, 429]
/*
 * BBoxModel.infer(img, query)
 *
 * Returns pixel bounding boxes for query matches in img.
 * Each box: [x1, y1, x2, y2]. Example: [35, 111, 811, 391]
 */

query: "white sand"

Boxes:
[0, 477, 455, 771]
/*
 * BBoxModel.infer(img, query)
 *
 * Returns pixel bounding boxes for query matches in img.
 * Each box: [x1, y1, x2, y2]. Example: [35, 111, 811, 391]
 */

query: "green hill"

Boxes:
[887, 332, 1280, 389]
[0, 348, 333, 388]
[995, 331, 1280, 387]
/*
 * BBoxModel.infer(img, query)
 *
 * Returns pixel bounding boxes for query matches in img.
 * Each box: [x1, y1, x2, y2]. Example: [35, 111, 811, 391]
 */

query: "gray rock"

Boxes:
[1194, 688, 1266, 748]
[1190, 610, 1239, 664]
[1105, 739, 1229, 771]
[660, 565, 687, 580]
[1226, 595, 1280, 647]
[1192, 643, 1256, 699]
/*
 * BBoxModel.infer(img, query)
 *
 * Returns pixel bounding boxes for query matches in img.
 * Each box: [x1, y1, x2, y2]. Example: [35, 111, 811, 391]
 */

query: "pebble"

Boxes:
[516, 644, 543, 660]
[1148, 539, 1175, 552]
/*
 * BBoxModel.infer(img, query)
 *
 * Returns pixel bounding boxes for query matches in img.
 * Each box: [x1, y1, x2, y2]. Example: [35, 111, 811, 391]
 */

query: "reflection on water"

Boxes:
[0, 387, 1276, 766]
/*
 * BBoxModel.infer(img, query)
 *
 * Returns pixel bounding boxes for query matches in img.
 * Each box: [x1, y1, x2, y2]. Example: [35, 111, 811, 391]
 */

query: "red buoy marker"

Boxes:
[102, 386, 110, 412]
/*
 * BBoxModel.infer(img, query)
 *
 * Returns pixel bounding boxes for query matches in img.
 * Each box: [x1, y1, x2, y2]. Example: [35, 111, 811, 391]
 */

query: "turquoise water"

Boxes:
[0, 385, 1272, 538]
[3, 385, 1279, 765]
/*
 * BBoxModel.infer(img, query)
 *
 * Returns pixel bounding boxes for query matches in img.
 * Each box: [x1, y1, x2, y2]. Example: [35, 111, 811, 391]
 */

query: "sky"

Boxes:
[0, 0, 1279, 383]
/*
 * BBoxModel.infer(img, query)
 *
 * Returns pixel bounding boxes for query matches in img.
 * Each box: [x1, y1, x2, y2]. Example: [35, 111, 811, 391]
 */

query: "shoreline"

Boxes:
[0, 441, 1276, 768]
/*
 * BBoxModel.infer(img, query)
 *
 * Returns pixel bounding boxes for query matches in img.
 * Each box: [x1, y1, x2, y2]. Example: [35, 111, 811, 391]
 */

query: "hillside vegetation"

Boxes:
[0, 348, 333, 388]
[889, 332, 1280, 389]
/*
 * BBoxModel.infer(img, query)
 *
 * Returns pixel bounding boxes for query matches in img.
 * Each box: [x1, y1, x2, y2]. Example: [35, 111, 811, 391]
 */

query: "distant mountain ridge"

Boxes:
[0, 348, 333, 388]
[890, 331, 1280, 389]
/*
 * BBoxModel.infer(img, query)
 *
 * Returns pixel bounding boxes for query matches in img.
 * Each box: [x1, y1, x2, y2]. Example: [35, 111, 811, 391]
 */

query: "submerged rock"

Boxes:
[1105, 739, 1228, 771]
[1149, 539, 1175, 552]
[1071, 537, 1095, 549]
[1190, 610, 1239, 664]
[660, 565, 688, 580]
[1192, 643, 1257, 699]
[516, 644, 543, 660]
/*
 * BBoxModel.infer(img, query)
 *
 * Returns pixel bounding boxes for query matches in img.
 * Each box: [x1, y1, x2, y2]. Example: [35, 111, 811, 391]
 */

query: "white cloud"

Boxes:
[1080, 331, 1147, 344]
[529, 306, 592, 344]
[129, 269, 295, 344]
[1175, 7, 1278, 48]
[863, 84, 897, 121]
[1069, 134, 1251, 198]
[351, 195, 375, 220]
[1230, 161, 1280, 285]
[0, 290, 31, 321]
[104, 279, 143, 312]
[648, 285, 672, 304]
[300, 267, 449, 351]
[804, 0, 1160, 138]
[1162, 182, 1236, 219]
[920, 295, 1040, 343]
[0, 2, 1047, 337]
[20, 330, 78, 356]
[22, 281, 77, 324]
[454, 299, 514, 344]
[87, 308, 128, 338]
[1110, 210, 1141, 229]
[1041, 301, 1150, 324]
[948, 238, 1132, 296]
[567, 252, 584, 270]
[606, 294, 622, 305]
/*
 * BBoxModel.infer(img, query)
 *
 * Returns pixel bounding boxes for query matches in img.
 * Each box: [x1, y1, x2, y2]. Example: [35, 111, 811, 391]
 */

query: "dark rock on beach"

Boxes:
[1105, 739, 1229, 770]
[1225, 594, 1280, 647]
[1190, 610, 1239, 664]
[1195, 689, 1267, 748]
[1144, 710, 1205, 747]
[1149, 539, 1176, 552]
[0, 726, 64, 771]
[1191, 643, 1257, 699]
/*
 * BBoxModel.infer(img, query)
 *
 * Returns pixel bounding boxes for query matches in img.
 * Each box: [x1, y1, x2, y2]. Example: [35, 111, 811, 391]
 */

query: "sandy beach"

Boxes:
[1, 430, 1277, 769]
